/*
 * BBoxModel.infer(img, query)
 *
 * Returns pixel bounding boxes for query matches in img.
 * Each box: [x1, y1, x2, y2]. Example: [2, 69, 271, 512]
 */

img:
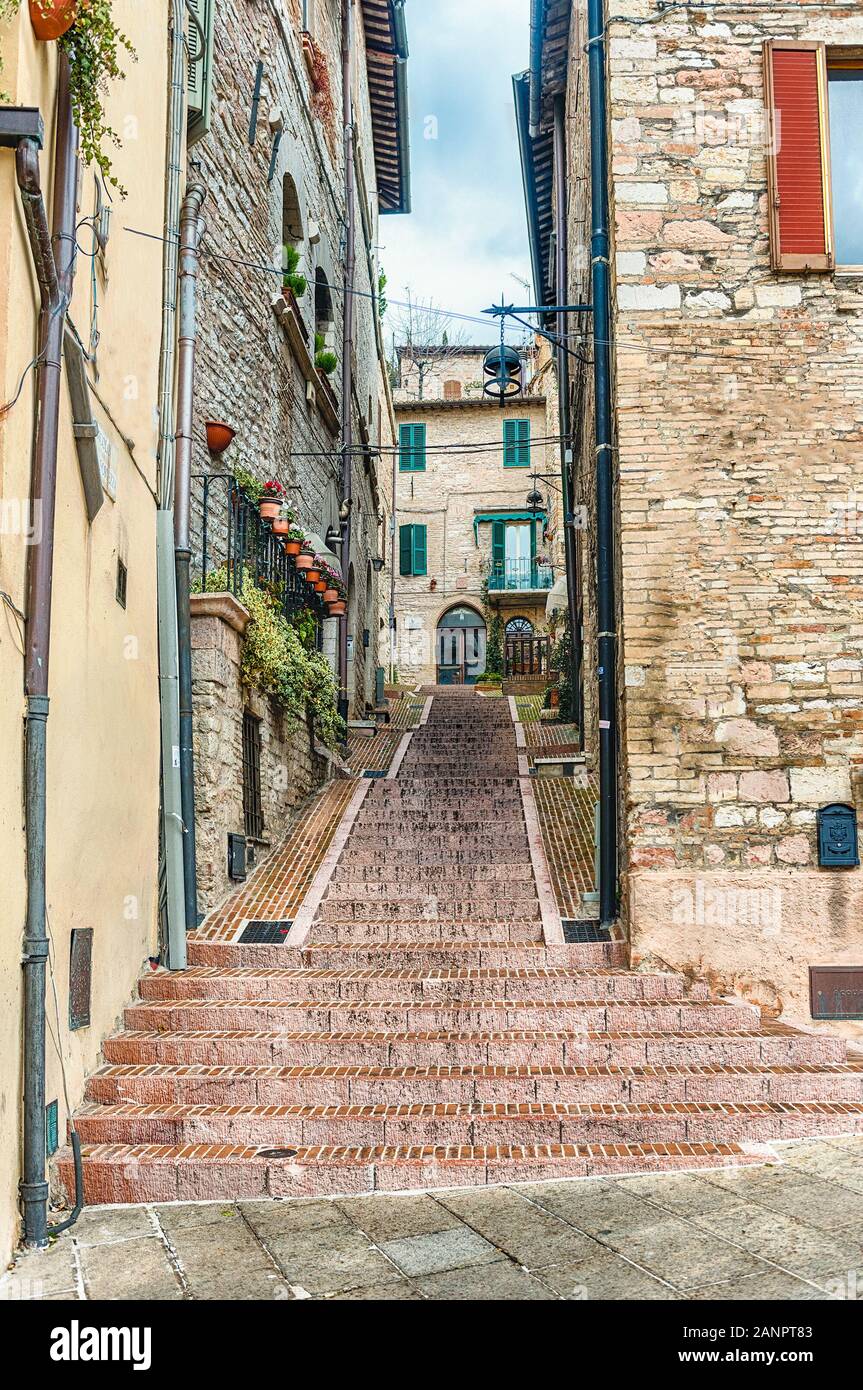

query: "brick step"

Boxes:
[54, 1139, 764, 1205]
[351, 816, 526, 832]
[315, 901, 541, 924]
[305, 920, 543, 942]
[321, 881, 540, 903]
[124, 997, 748, 1035]
[330, 863, 536, 882]
[343, 836, 531, 854]
[70, 1098, 863, 1149]
[372, 778, 523, 791]
[101, 1026, 827, 1070]
[138, 966, 696, 1004]
[86, 1060, 863, 1110]
[186, 939, 629, 970]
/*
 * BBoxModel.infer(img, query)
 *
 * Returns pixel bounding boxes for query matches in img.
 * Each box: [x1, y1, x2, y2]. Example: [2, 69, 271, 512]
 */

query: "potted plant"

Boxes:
[328, 599, 346, 617]
[205, 420, 235, 455]
[282, 243, 307, 301]
[313, 577, 327, 594]
[271, 505, 295, 537]
[314, 332, 337, 376]
[258, 478, 285, 521]
[284, 526, 305, 558]
[29, 0, 77, 40]
[295, 545, 315, 571]
[303, 556, 323, 585]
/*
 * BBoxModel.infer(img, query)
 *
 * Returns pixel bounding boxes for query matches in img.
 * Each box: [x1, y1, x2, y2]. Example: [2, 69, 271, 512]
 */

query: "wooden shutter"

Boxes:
[764, 41, 833, 271]
[187, 0, 215, 146]
[399, 524, 413, 574]
[412, 525, 427, 577]
[399, 422, 426, 471]
[503, 419, 530, 466]
[491, 520, 505, 584]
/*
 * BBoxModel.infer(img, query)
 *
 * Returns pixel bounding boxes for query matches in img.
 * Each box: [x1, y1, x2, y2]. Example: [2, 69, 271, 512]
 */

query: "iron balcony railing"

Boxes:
[192, 472, 325, 636]
[487, 558, 555, 592]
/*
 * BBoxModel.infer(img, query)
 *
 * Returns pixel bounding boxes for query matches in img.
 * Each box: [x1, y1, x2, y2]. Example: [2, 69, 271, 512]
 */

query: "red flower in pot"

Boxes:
[258, 478, 286, 521]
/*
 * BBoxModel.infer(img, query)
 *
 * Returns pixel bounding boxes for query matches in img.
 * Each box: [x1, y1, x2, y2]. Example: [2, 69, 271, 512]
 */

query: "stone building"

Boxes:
[0, 5, 170, 1259]
[184, 0, 408, 895]
[392, 345, 563, 685]
[518, 0, 863, 1031]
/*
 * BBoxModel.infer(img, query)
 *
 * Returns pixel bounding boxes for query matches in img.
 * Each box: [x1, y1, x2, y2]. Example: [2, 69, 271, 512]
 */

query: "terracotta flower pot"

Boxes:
[295, 552, 314, 570]
[314, 578, 327, 593]
[304, 568, 321, 585]
[271, 516, 290, 536]
[285, 539, 302, 556]
[328, 601, 346, 616]
[205, 420, 235, 455]
[29, 0, 78, 41]
[259, 497, 281, 520]
[322, 587, 339, 603]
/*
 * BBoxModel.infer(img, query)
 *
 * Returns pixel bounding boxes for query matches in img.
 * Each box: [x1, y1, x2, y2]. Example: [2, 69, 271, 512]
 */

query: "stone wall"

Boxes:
[563, 0, 863, 1027]
[188, 0, 391, 715]
[191, 595, 329, 913]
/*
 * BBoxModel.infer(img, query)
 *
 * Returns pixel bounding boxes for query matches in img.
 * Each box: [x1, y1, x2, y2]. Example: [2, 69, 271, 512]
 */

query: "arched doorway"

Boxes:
[436, 606, 486, 685]
[363, 559, 375, 709]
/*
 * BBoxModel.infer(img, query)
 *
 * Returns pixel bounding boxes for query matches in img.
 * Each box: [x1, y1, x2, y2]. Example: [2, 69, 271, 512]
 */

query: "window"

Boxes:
[503, 418, 530, 467]
[764, 41, 863, 271]
[315, 266, 334, 333]
[242, 712, 264, 841]
[116, 557, 127, 609]
[186, 0, 215, 146]
[399, 524, 427, 576]
[443, 379, 462, 400]
[399, 422, 426, 472]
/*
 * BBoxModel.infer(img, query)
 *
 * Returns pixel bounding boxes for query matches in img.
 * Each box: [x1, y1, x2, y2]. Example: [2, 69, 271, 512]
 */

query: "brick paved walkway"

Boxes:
[8, 1137, 863, 1300]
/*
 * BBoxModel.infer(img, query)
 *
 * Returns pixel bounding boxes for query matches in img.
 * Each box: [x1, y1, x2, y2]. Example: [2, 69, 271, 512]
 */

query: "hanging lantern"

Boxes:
[482, 343, 522, 401]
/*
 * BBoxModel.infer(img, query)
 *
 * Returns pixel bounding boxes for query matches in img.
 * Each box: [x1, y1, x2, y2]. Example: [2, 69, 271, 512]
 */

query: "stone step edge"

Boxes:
[105, 1027, 815, 1044]
[127, 997, 736, 1011]
[88, 1059, 863, 1081]
[75, 1099, 863, 1122]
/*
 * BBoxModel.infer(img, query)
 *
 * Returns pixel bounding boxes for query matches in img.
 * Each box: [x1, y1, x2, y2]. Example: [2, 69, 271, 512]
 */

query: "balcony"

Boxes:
[486, 558, 554, 593]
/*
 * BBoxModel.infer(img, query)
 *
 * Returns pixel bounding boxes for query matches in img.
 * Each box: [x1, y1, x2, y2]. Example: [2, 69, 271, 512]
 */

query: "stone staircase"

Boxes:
[57, 691, 863, 1204]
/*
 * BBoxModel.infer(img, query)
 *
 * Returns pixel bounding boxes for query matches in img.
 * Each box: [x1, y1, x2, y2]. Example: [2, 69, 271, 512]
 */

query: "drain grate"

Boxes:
[238, 920, 292, 945]
[363, 769, 388, 778]
[562, 920, 613, 944]
[258, 1148, 299, 1159]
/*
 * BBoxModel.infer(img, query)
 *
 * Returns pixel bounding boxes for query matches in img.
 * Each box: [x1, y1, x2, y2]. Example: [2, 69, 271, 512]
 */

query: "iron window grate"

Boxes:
[562, 920, 613, 944]
[239, 921, 292, 945]
[242, 711, 264, 841]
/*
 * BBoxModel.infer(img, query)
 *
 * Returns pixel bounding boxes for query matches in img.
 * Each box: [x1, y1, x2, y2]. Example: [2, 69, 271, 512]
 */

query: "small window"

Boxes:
[827, 61, 863, 267]
[443, 379, 462, 400]
[399, 422, 426, 472]
[503, 418, 530, 468]
[315, 266, 334, 334]
[399, 524, 427, 576]
[116, 557, 127, 609]
[242, 712, 264, 841]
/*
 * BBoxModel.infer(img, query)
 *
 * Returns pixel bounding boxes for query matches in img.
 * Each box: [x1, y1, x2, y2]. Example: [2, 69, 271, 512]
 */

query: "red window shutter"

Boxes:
[764, 41, 833, 272]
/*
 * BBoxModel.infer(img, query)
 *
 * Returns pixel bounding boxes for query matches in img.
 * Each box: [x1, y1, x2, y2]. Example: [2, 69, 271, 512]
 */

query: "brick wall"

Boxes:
[564, 1, 863, 1028]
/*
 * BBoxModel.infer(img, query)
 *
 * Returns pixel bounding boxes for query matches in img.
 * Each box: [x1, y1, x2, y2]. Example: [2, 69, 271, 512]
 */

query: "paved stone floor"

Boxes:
[5, 1137, 863, 1301]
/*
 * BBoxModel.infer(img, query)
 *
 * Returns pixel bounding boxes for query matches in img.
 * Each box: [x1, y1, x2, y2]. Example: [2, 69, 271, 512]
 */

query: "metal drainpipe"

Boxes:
[338, 0, 356, 723]
[17, 54, 79, 1249]
[174, 185, 206, 932]
[553, 93, 584, 745]
[389, 434, 397, 682]
[155, 0, 190, 970]
[587, 0, 619, 925]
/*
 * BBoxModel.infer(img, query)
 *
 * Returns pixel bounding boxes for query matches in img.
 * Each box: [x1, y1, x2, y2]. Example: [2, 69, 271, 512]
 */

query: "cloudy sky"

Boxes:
[381, 0, 533, 349]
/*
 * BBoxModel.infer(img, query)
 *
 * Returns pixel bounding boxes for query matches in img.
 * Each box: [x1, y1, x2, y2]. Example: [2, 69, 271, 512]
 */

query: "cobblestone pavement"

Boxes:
[6, 1138, 863, 1300]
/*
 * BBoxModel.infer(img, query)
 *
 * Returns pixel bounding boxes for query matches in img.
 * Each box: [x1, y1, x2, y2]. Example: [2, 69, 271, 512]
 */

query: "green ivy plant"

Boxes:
[60, 1, 136, 193]
[233, 465, 263, 503]
[194, 565, 344, 749]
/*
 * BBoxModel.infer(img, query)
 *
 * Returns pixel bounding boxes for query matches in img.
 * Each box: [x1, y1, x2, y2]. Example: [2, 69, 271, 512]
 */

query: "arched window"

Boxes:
[315, 266, 334, 334]
[505, 617, 534, 637]
[282, 173, 303, 246]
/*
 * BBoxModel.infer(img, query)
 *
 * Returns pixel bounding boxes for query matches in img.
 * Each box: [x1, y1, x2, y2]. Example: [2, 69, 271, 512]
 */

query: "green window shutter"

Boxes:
[412, 525, 427, 576]
[399, 524, 413, 575]
[530, 519, 537, 560]
[399, 422, 426, 472]
[187, 0, 215, 146]
[503, 418, 530, 467]
[491, 520, 505, 571]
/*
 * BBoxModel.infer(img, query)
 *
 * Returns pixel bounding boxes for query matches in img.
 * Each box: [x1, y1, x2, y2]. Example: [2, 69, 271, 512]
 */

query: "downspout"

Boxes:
[587, 0, 618, 924]
[17, 53, 79, 1249]
[173, 184, 206, 933]
[528, 0, 547, 138]
[389, 430, 397, 682]
[155, 0, 189, 967]
[553, 94, 584, 746]
[338, 0, 356, 723]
